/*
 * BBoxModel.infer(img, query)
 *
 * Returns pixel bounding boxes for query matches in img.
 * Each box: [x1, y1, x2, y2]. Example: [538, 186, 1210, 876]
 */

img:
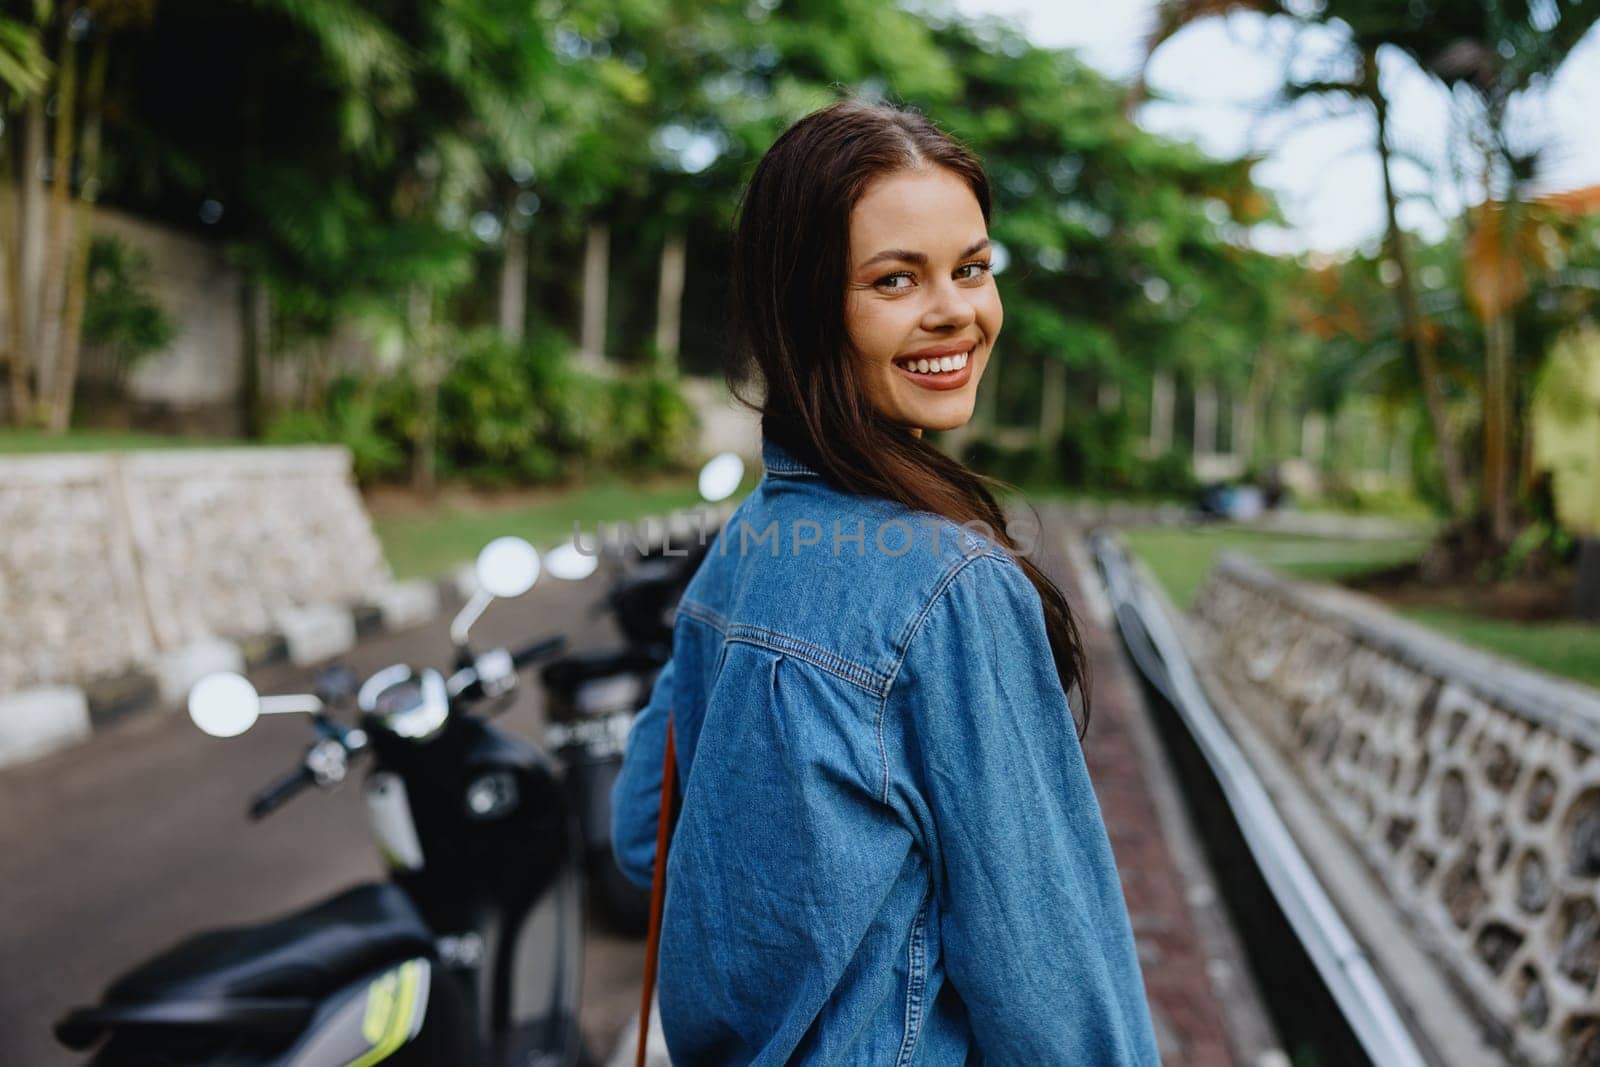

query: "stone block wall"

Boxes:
[0, 447, 390, 695]
[1192, 556, 1600, 1067]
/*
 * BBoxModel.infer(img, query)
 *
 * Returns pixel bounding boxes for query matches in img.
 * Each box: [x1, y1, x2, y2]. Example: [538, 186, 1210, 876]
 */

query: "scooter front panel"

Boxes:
[279, 957, 472, 1066]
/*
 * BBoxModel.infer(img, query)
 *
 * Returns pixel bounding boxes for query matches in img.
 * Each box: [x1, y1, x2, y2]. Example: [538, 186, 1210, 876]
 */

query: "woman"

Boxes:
[612, 98, 1160, 1065]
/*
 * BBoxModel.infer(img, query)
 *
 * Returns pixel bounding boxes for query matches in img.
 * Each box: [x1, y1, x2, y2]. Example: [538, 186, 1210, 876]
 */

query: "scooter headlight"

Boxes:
[464, 770, 519, 820]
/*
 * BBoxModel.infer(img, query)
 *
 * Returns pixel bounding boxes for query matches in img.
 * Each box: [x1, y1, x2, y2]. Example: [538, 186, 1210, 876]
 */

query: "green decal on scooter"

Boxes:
[349, 959, 422, 1066]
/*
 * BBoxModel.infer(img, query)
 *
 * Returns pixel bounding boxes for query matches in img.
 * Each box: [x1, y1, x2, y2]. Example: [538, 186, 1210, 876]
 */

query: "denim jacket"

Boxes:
[611, 435, 1161, 1065]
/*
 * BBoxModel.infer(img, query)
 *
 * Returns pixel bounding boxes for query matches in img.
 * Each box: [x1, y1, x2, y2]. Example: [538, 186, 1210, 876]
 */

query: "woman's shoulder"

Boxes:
[686, 487, 1029, 686]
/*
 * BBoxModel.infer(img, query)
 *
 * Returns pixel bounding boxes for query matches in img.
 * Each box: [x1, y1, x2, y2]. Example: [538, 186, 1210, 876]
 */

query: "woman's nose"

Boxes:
[920, 279, 977, 332]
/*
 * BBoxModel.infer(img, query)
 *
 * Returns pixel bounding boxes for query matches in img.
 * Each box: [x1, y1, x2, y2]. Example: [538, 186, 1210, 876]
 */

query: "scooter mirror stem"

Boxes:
[450, 587, 495, 648]
[258, 694, 325, 716]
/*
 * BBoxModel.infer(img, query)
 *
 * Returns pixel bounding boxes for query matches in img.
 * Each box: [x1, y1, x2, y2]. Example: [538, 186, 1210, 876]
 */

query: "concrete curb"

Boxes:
[0, 499, 740, 772]
[0, 686, 90, 767]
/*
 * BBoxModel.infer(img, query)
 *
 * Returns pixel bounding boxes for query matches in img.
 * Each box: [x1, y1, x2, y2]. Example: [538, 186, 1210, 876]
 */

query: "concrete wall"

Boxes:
[82, 209, 245, 408]
[681, 374, 761, 464]
[0, 193, 381, 432]
[1192, 557, 1600, 1067]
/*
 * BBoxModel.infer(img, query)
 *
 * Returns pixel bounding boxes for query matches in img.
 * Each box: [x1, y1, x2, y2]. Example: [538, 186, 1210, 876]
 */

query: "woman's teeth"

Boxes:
[899, 351, 969, 375]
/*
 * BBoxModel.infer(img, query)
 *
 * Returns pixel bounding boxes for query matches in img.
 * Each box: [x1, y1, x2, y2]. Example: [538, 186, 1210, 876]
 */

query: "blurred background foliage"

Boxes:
[0, 0, 1598, 599]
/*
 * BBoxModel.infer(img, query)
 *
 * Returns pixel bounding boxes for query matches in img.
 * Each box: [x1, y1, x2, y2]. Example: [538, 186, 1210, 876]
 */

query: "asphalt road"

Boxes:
[0, 561, 648, 1066]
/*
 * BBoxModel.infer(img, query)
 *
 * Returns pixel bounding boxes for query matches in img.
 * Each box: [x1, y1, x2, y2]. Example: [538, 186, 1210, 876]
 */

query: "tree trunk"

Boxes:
[39, 15, 79, 418]
[1193, 380, 1216, 458]
[498, 217, 527, 343]
[654, 228, 686, 373]
[1478, 130, 1521, 548]
[1039, 357, 1065, 444]
[1575, 538, 1600, 622]
[580, 221, 608, 372]
[409, 286, 437, 498]
[0, 240, 15, 424]
[1369, 54, 1469, 517]
[0, 127, 26, 424]
[1097, 380, 1120, 412]
[1149, 371, 1174, 454]
[48, 35, 108, 433]
[1483, 309, 1514, 543]
[973, 352, 999, 429]
[1232, 394, 1253, 465]
[12, 98, 47, 423]
[240, 280, 271, 437]
[1301, 411, 1327, 466]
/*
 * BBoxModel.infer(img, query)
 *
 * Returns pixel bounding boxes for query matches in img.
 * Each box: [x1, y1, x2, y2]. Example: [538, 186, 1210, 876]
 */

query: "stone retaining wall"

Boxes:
[1191, 556, 1600, 1067]
[0, 448, 395, 763]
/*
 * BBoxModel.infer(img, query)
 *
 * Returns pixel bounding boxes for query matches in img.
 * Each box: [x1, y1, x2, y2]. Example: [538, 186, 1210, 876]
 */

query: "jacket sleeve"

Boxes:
[890, 553, 1161, 1065]
[610, 654, 677, 889]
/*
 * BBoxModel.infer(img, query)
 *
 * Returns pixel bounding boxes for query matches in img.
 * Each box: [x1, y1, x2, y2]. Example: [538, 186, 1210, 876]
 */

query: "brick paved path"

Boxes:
[1044, 514, 1243, 1066]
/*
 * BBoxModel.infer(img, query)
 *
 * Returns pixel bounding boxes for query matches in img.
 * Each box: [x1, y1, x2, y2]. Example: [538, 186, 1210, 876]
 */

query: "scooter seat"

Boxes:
[109, 882, 432, 1002]
[56, 882, 433, 1048]
[541, 646, 668, 694]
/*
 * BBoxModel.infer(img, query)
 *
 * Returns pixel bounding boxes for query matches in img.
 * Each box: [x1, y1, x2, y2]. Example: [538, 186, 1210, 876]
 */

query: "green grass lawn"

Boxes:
[1396, 608, 1600, 691]
[1121, 525, 1434, 609]
[0, 429, 245, 453]
[1122, 524, 1600, 690]
[371, 472, 758, 580]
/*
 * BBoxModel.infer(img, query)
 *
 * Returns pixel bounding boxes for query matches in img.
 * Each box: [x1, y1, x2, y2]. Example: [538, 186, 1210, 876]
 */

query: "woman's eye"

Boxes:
[874, 272, 915, 291]
[957, 261, 993, 281]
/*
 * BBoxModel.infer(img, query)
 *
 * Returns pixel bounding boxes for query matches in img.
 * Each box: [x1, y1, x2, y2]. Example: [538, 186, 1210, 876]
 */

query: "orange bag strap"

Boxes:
[636, 710, 677, 1067]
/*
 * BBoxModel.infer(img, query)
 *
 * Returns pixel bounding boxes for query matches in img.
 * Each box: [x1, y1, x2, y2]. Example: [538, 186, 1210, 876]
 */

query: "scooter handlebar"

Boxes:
[511, 634, 567, 670]
[249, 765, 314, 820]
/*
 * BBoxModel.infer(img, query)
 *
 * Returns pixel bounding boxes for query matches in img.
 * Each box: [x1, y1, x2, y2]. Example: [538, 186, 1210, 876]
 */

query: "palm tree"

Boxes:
[1142, 0, 1473, 517]
[1394, 0, 1600, 544]
[0, 4, 51, 424]
[1146, 0, 1600, 545]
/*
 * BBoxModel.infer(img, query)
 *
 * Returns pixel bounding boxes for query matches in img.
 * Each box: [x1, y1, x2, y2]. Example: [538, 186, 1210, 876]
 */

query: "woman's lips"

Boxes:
[893, 349, 974, 392]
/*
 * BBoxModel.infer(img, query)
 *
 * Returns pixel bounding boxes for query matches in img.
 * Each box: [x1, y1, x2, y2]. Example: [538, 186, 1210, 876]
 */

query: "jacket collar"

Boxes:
[760, 435, 821, 479]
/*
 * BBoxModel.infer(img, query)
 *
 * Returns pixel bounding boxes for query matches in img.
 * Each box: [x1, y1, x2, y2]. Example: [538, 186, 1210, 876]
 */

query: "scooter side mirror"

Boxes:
[698, 451, 745, 503]
[476, 537, 541, 599]
[189, 672, 261, 738]
[453, 536, 543, 648]
[544, 539, 600, 581]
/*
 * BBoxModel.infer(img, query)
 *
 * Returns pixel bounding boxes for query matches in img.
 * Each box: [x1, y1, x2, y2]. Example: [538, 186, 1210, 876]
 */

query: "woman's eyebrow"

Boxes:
[858, 237, 991, 269]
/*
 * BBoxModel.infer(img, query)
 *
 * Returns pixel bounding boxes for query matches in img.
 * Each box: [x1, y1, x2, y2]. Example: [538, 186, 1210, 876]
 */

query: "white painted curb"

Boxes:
[0, 685, 91, 767]
[153, 636, 246, 707]
[370, 579, 441, 632]
[272, 603, 357, 667]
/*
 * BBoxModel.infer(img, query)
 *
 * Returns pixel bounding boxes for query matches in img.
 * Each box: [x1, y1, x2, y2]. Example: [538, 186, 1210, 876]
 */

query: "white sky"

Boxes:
[949, 0, 1600, 253]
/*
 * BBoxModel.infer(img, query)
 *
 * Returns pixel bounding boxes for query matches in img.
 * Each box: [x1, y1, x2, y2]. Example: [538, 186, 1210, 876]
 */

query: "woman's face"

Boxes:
[844, 165, 1001, 436]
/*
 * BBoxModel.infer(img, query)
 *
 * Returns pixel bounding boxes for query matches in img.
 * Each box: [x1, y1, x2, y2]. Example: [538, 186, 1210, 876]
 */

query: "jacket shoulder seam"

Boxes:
[723, 623, 889, 696]
[675, 596, 727, 633]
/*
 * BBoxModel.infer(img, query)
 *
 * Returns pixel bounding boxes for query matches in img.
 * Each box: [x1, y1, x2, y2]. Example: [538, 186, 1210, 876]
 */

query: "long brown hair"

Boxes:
[724, 98, 1092, 736]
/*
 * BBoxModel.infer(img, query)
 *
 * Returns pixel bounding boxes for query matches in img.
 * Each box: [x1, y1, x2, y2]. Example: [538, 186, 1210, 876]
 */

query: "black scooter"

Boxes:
[538, 452, 745, 934]
[56, 536, 592, 1066]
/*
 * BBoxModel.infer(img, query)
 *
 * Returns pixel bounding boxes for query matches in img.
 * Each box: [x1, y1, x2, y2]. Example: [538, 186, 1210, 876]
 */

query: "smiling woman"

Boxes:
[612, 98, 1161, 1066]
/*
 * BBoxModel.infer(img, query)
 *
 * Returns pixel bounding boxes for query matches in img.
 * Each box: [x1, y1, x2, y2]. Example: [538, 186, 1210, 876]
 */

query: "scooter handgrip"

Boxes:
[512, 634, 567, 669]
[249, 766, 314, 819]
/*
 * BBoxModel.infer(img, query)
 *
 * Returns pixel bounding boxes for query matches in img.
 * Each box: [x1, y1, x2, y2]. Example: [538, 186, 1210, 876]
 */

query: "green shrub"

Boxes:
[602, 371, 698, 472]
[1053, 406, 1196, 496]
[961, 436, 1057, 486]
[268, 327, 698, 486]
[83, 236, 176, 376]
[264, 376, 409, 482]
[436, 330, 561, 484]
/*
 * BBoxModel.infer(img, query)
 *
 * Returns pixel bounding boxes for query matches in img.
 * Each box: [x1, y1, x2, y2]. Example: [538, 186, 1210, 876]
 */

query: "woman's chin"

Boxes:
[905, 401, 975, 433]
